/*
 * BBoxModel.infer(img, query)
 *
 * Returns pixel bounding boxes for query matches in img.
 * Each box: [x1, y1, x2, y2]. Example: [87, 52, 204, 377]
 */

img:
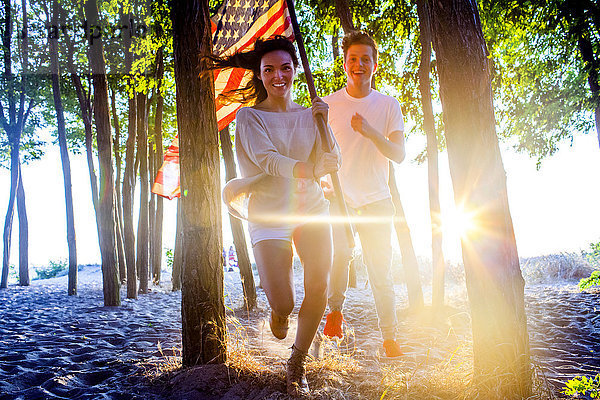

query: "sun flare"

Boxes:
[442, 206, 477, 239]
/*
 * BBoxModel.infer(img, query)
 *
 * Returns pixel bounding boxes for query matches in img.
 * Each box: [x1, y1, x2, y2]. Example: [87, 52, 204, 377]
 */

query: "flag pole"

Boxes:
[285, 0, 355, 248]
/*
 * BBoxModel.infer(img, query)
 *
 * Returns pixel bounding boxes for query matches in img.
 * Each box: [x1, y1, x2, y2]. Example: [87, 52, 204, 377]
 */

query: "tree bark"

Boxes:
[219, 125, 256, 310]
[334, 0, 355, 33]
[120, 12, 137, 298]
[152, 49, 165, 284]
[1, 138, 18, 289]
[16, 167, 28, 286]
[123, 91, 137, 298]
[136, 93, 149, 294]
[1, 0, 32, 290]
[430, 0, 530, 393]
[110, 88, 126, 282]
[172, 198, 183, 292]
[172, 0, 226, 365]
[388, 164, 424, 309]
[50, 0, 77, 294]
[84, 101, 100, 221]
[561, 0, 600, 147]
[85, 0, 120, 306]
[417, 0, 445, 310]
[65, 38, 99, 239]
[149, 132, 156, 282]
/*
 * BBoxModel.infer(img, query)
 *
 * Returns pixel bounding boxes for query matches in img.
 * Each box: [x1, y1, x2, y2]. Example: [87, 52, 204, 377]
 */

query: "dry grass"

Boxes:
[142, 341, 182, 381]
[147, 314, 559, 399]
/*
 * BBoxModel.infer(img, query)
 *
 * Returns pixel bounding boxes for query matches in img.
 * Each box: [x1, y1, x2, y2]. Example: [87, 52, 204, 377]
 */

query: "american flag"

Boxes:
[151, 0, 294, 199]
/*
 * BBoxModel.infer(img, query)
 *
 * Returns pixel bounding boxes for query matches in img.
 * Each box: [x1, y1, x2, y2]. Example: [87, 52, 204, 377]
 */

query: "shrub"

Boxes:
[35, 259, 68, 280]
[7, 264, 17, 284]
[563, 374, 600, 398]
[583, 241, 600, 269]
[520, 253, 594, 284]
[579, 270, 600, 291]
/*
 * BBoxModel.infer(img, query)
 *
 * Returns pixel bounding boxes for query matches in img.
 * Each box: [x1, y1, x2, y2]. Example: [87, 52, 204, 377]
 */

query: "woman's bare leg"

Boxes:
[253, 239, 295, 318]
[292, 223, 333, 352]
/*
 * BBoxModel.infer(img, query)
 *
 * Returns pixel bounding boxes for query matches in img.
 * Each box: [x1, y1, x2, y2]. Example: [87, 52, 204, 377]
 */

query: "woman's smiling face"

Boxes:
[258, 49, 296, 100]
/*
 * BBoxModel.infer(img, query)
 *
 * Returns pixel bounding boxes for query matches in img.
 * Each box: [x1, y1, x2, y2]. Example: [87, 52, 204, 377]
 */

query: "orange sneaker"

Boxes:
[323, 310, 344, 339]
[383, 339, 403, 358]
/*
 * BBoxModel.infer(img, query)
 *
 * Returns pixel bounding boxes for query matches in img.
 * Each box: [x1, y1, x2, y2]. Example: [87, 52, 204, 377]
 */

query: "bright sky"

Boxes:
[1, 129, 599, 268]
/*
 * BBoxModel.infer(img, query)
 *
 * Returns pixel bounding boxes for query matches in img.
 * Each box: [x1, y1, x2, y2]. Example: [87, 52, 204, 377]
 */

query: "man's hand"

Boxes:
[350, 112, 377, 139]
[350, 112, 405, 164]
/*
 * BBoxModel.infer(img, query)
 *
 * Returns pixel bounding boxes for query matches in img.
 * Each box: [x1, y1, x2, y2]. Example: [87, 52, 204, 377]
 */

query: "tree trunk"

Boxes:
[2, 0, 32, 289]
[50, 4, 77, 293]
[334, 0, 355, 33]
[575, 25, 600, 147]
[388, 164, 424, 309]
[123, 91, 137, 298]
[563, 0, 600, 147]
[110, 88, 126, 282]
[172, 0, 226, 365]
[16, 167, 29, 286]
[120, 12, 137, 298]
[114, 194, 126, 283]
[430, 0, 530, 393]
[66, 54, 99, 241]
[149, 134, 156, 283]
[417, 0, 445, 310]
[84, 113, 100, 218]
[85, 0, 120, 307]
[1, 139, 18, 289]
[172, 198, 183, 291]
[153, 50, 165, 284]
[136, 93, 149, 294]
[219, 125, 256, 310]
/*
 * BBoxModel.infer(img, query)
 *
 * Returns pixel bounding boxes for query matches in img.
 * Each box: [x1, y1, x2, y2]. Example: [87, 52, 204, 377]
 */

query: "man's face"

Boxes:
[343, 44, 377, 88]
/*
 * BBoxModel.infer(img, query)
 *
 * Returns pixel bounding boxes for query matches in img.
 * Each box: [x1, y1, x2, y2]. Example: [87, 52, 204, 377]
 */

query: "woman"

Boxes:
[207, 37, 340, 396]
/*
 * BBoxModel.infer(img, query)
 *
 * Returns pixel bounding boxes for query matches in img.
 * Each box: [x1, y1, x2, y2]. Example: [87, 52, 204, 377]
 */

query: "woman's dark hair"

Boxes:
[202, 36, 299, 105]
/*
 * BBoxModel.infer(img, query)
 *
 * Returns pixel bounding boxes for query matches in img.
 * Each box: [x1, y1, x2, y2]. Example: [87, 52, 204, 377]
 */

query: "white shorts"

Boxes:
[248, 209, 330, 247]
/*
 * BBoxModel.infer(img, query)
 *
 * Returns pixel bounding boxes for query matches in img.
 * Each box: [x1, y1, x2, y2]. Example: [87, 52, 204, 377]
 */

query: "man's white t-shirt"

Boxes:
[324, 88, 404, 209]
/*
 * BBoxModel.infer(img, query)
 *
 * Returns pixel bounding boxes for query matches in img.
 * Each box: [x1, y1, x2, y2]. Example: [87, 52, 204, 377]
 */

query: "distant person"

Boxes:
[222, 248, 227, 270]
[209, 36, 340, 396]
[321, 31, 406, 358]
[227, 246, 237, 271]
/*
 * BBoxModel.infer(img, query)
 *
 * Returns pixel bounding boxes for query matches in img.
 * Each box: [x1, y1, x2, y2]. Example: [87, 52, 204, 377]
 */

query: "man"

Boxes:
[322, 31, 405, 357]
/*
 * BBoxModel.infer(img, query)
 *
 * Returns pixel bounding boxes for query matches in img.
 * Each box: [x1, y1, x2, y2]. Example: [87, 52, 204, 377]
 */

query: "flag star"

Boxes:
[232, 30, 239, 40]
[225, 30, 231, 40]
[228, 14, 236, 23]
[243, 0, 250, 9]
[233, 0, 241, 7]
[261, 0, 269, 9]
[237, 15, 246, 24]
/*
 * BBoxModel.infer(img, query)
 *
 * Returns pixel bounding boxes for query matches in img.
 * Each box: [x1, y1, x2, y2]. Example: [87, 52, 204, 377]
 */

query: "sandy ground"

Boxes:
[0, 260, 599, 399]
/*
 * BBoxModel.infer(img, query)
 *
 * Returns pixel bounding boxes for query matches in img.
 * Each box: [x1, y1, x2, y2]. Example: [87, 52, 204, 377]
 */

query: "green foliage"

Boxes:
[8, 264, 18, 283]
[578, 242, 600, 290]
[294, 0, 415, 105]
[35, 259, 68, 280]
[579, 270, 600, 290]
[480, 0, 598, 164]
[563, 374, 600, 398]
[165, 248, 174, 270]
[583, 241, 600, 269]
